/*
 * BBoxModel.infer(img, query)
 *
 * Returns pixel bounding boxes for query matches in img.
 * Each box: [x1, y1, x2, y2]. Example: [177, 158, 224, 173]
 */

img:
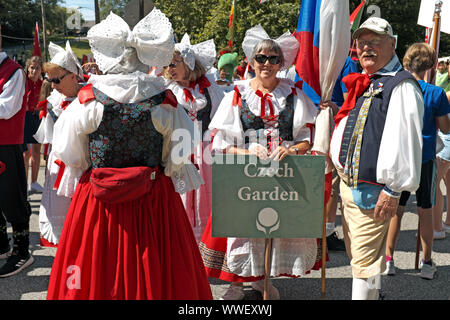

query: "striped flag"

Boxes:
[294, 0, 350, 204]
[33, 22, 41, 57]
[227, 0, 236, 48]
[350, 1, 365, 32]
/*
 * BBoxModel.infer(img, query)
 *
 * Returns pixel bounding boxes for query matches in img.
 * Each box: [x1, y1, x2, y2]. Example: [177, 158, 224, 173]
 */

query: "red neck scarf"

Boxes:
[334, 73, 372, 127]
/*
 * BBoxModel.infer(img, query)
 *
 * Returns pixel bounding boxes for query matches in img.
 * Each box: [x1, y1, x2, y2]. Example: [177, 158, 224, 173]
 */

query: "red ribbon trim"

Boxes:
[77, 84, 95, 104]
[162, 89, 178, 108]
[232, 85, 242, 107]
[53, 159, 66, 190]
[255, 90, 275, 120]
[38, 100, 48, 120]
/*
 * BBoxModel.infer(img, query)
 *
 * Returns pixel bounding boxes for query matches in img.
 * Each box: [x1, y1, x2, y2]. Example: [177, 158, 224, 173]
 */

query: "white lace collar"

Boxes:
[234, 78, 296, 116]
[88, 71, 166, 103]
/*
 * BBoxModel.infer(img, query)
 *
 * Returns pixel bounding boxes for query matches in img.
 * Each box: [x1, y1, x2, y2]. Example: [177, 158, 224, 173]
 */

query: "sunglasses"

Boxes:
[44, 72, 71, 84]
[165, 60, 183, 68]
[254, 54, 281, 65]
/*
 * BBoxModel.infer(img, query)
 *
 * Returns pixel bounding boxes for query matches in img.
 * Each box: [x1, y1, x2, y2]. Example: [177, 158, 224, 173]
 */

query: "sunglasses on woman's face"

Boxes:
[165, 60, 183, 68]
[44, 72, 71, 84]
[254, 54, 281, 65]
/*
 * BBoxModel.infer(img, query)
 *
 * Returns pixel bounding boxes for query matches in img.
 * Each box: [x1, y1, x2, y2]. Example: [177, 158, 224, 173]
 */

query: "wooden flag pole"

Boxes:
[321, 205, 327, 299]
[263, 238, 273, 300]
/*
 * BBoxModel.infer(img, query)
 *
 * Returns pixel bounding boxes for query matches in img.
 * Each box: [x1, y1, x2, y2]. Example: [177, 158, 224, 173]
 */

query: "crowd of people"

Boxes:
[0, 9, 450, 301]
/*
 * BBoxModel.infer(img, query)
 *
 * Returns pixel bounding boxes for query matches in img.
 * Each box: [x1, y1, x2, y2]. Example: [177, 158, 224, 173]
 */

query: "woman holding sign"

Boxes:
[199, 25, 321, 300]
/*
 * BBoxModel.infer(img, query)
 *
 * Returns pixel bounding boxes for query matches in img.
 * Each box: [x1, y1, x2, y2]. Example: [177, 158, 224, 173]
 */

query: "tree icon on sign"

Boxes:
[256, 207, 280, 236]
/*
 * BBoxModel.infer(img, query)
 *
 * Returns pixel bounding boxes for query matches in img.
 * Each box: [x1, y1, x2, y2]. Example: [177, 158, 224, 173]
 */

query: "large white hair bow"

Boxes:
[87, 8, 175, 73]
[48, 40, 83, 77]
[242, 25, 299, 71]
[175, 33, 216, 71]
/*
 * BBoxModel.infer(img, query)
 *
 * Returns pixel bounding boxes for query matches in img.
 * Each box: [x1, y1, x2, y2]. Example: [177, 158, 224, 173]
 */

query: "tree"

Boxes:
[350, 0, 450, 59]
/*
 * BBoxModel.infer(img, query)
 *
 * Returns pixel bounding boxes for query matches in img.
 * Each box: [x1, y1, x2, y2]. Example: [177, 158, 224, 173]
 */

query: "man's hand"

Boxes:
[374, 191, 399, 221]
[319, 100, 339, 116]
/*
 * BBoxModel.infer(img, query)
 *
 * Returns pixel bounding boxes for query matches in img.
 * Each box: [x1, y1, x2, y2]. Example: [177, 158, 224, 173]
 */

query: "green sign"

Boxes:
[211, 155, 325, 239]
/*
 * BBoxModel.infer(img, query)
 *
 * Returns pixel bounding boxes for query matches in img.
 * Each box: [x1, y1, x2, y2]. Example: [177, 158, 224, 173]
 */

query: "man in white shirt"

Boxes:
[0, 25, 34, 277]
[329, 17, 424, 300]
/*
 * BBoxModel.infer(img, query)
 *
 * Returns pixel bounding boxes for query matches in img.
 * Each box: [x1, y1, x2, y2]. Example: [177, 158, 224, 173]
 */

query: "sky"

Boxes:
[62, 0, 96, 21]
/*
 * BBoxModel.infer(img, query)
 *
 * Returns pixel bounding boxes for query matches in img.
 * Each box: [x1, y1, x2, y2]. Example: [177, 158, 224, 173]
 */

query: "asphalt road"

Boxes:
[1, 163, 449, 300]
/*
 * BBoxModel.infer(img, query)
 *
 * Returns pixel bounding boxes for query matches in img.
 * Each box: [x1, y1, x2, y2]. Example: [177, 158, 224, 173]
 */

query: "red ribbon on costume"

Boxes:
[190, 76, 211, 95]
[37, 100, 49, 120]
[335, 73, 372, 127]
[53, 159, 66, 190]
[295, 80, 303, 90]
[255, 90, 275, 121]
[60, 100, 71, 110]
[183, 88, 195, 103]
[232, 86, 242, 107]
[78, 84, 95, 104]
[162, 89, 178, 108]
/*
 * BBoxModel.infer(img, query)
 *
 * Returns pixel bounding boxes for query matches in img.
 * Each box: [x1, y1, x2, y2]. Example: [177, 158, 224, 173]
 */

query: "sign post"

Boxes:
[212, 154, 326, 299]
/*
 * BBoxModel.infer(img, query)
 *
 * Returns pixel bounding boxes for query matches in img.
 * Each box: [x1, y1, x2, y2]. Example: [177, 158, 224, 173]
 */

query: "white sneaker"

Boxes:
[442, 222, 450, 233]
[434, 230, 446, 240]
[420, 260, 437, 280]
[385, 260, 396, 276]
[251, 279, 280, 300]
[220, 284, 245, 300]
[29, 182, 44, 194]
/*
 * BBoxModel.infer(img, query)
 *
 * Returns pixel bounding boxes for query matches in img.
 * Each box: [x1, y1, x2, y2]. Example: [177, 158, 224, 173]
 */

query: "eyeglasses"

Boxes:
[44, 72, 71, 84]
[356, 38, 384, 48]
[254, 54, 281, 65]
[165, 60, 183, 68]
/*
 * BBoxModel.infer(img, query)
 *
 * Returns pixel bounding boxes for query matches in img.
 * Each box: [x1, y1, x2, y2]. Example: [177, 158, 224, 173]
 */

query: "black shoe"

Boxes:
[0, 245, 11, 259]
[0, 251, 34, 277]
[326, 231, 346, 251]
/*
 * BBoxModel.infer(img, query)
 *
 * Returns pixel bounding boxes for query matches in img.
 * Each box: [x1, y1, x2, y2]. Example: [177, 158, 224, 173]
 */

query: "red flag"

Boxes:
[33, 22, 41, 57]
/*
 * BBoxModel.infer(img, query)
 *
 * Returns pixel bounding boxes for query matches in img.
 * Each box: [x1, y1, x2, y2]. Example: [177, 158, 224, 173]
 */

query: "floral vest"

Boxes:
[88, 88, 166, 169]
[239, 93, 295, 145]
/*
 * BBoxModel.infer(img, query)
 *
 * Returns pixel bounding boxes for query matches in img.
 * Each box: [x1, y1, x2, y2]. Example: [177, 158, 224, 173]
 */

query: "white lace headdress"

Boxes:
[87, 8, 175, 74]
[242, 25, 299, 71]
[174, 33, 216, 71]
[48, 41, 83, 77]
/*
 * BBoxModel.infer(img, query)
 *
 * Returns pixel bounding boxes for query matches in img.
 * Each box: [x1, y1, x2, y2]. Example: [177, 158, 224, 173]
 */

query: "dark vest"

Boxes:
[88, 88, 166, 169]
[0, 57, 26, 145]
[339, 70, 418, 186]
[240, 93, 295, 145]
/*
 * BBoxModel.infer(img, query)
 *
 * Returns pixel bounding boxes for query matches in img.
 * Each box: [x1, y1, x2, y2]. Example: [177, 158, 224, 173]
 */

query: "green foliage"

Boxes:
[154, 0, 300, 59]
[99, 0, 129, 20]
[349, 0, 450, 59]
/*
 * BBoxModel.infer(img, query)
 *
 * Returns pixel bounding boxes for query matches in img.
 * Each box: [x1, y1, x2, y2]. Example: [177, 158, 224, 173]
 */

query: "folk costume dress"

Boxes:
[46, 9, 212, 300]
[199, 78, 323, 281]
[169, 34, 224, 242]
[33, 41, 84, 247]
[34, 91, 74, 247]
[167, 74, 224, 242]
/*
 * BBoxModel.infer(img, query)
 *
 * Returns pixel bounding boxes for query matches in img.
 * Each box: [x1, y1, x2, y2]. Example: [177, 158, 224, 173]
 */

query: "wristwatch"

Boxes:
[293, 147, 299, 155]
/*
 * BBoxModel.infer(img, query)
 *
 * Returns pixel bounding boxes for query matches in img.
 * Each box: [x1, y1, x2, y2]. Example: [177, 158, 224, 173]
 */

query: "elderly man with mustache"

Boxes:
[329, 17, 424, 300]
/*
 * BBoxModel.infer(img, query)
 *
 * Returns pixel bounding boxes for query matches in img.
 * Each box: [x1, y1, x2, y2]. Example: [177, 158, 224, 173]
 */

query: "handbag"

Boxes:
[90, 166, 160, 204]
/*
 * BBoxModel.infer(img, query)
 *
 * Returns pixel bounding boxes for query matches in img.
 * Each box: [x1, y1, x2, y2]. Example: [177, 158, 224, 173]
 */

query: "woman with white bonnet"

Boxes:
[33, 41, 83, 247]
[46, 9, 212, 300]
[199, 25, 321, 300]
[163, 34, 224, 242]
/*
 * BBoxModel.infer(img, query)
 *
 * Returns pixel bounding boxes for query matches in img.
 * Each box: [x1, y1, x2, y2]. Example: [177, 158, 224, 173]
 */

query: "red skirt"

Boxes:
[199, 215, 327, 283]
[47, 168, 212, 300]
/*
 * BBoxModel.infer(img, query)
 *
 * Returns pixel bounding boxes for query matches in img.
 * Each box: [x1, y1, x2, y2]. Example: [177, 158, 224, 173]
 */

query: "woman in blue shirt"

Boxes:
[385, 43, 450, 280]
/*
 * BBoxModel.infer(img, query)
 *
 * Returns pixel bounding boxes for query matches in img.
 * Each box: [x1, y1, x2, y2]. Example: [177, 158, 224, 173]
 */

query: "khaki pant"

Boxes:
[337, 168, 390, 278]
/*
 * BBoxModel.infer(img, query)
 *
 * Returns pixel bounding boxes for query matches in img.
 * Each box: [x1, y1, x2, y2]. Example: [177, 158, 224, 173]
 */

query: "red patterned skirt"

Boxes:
[47, 167, 212, 300]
